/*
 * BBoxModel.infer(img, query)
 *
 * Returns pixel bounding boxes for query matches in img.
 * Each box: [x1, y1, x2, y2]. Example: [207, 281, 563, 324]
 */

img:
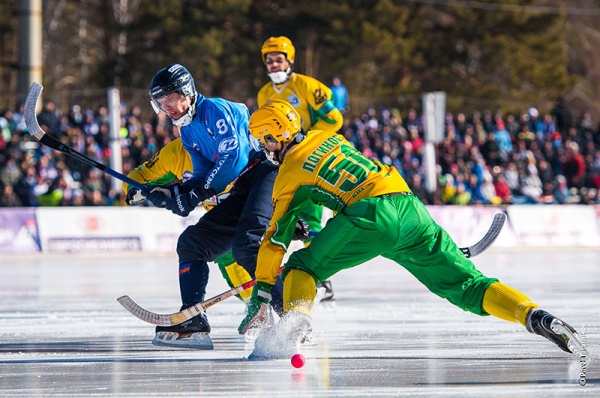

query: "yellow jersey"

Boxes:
[255, 130, 411, 284]
[122, 138, 192, 194]
[257, 73, 343, 132]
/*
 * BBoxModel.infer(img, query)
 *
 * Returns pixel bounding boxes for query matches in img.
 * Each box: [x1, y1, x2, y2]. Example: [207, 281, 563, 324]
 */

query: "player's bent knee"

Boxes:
[176, 227, 210, 262]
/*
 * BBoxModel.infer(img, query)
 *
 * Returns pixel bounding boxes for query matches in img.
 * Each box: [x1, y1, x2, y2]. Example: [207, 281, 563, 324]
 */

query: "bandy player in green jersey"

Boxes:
[258, 36, 344, 302]
[238, 99, 583, 359]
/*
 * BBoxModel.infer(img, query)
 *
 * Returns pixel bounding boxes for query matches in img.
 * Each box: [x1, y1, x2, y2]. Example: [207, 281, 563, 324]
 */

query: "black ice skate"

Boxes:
[526, 309, 582, 353]
[152, 310, 213, 350]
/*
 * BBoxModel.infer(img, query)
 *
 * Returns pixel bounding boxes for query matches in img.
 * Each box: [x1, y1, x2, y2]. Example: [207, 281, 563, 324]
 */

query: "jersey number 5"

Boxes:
[318, 144, 378, 192]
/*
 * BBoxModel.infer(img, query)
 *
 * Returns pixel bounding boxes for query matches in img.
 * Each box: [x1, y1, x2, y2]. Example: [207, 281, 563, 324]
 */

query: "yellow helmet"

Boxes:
[261, 36, 295, 64]
[249, 100, 302, 145]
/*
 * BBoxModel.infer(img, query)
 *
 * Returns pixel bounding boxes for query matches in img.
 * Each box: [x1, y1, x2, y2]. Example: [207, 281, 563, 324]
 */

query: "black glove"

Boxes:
[125, 187, 145, 205]
[145, 187, 171, 208]
[293, 218, 311, 241]
[165, 186, 216, 217]
[144, 184, 191, 208]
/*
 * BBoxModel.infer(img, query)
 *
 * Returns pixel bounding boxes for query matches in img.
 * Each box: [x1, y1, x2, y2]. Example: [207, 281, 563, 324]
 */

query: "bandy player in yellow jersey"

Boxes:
[122, 138, 310, 311]
[258, 36, 343, 133]
[122, 138, 254, 304]
[259, 36, 344, 301]
[238, 100, 583, 359]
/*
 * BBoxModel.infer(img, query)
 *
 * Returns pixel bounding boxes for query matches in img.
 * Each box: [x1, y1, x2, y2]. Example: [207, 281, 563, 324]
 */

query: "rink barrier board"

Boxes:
[0, 205, 598, 254]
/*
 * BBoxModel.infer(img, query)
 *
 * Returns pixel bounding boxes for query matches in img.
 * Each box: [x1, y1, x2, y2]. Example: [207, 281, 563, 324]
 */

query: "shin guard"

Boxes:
[178, 260, 210, 306]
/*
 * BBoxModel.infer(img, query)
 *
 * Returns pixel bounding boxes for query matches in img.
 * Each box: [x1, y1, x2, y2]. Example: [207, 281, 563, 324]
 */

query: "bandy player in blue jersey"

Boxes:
[140, 64, 283, 349]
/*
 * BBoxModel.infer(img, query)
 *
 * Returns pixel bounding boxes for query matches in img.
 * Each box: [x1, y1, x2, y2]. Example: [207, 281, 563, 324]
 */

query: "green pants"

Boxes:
[298, 201, 324, 234]
[283, 194, 497, 316]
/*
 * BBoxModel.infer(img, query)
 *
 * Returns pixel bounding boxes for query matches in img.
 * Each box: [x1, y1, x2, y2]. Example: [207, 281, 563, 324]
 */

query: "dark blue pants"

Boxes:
[176, 157, 283, 313]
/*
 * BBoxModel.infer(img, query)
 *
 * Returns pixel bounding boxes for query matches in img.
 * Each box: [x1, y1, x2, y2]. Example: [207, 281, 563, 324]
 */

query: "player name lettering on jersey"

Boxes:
[301, 135, 344, 173]
[205, 153, 229, 189]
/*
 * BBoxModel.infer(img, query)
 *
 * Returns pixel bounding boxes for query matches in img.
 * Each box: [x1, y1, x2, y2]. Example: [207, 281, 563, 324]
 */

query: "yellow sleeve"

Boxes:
[311, 105, 343, 132]
[122, 138, 193, 193]
[258, 76, 343, 132]
[254, 171, 309, 285]
[294, 75, 343, 132]
[255, 240, 287, 286]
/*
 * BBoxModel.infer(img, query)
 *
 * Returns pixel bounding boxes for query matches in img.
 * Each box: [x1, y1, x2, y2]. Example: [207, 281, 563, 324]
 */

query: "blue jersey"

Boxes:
[179, 96, 253, 193]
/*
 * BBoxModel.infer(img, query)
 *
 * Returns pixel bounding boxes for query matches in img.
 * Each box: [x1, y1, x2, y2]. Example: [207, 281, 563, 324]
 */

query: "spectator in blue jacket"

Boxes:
[329, 75, 349, 114]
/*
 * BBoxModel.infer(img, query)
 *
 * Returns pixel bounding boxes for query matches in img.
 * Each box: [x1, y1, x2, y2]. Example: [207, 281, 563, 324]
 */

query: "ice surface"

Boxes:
[0, 249, 598, 397]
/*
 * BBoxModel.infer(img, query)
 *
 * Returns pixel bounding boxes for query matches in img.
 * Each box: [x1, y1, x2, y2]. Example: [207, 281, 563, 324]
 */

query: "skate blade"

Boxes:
[550, 319, 583, 354]
[152, 331, 214, 350]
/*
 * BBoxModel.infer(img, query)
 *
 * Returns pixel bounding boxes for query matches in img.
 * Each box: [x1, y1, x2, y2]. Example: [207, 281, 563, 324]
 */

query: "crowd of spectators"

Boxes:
[0, 97, 599, 208]
[0, 100, 180, 207]
[341, 104, 599, 206]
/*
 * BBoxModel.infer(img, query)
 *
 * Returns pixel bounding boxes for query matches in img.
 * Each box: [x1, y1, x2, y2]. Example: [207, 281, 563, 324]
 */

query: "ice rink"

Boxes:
[0, 248, 598, 397]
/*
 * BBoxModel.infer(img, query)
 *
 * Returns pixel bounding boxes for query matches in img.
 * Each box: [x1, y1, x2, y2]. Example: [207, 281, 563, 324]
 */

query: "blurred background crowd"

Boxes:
[0, 97, 599, 208]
